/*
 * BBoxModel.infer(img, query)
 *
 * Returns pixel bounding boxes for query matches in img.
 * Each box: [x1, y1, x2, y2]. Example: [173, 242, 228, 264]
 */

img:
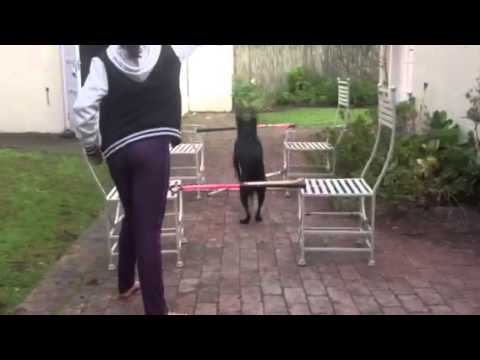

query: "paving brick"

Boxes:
[241, 286, 262, 304]
[242, 302, 264, 315]
[284, 288, 308, 306]
[338, 265, 362, 281]
[334, 304, 361, 315]
[280, 274, 303, 288]
[260, 268, 280, 280]
[197, 286, 219, 303]
[388, 278, 415, 295]
[195, 303, 217, 315]
[352, 295, 382, 315]
[200, 272, 221, 287]
[308, 296, 334, 315]
[261, 279, 283, 296]
[398, 295, 429, 313]
[345, 280, 371, 296]
[415, 288, 444, 306]
[316, 264, 339, 275]
[182, 268, 202, 279]
[240, 260, 258, 272]
[405, 276, 431, 289]
[432, 283, 463, 301]
[174, 293, 196, 314]
[383, 307, 407, 315]
[179, 278, 200, 294]
[258, 251, 277, 270]
[289, 304, 311, 315]
[327, 287, 356, 307]
[202, 262, 221, 273]
[299, 267, 321, 281]
[372, 289, 401, 307]
[220, 278, 240, 294]
[219, 294, 241, 315]
[429, 305, 455, 315]
[164, 272, 181, 286]
[322, 274, 345, 288]
[240, 271, 261, 286]
[264, 296, 288, 315]
[303, 280, 327, 296]
[447, 299, 477, 315]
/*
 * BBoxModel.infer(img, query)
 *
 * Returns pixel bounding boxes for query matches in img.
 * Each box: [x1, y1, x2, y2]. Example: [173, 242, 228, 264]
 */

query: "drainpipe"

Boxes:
[186, 59, 191, 114]
[59, 45, 76, 139]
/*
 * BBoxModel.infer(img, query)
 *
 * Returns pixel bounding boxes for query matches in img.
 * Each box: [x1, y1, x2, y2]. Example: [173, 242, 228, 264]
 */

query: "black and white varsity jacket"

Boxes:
[72, 45, 201, 159]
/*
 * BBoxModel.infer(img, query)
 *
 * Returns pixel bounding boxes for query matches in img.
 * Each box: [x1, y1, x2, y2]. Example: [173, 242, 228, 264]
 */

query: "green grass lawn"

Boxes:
[0, 149, 110, 314]
[258, 107, 371, 127]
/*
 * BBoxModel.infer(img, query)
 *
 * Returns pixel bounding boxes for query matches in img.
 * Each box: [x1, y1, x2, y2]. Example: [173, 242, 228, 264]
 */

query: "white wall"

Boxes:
[410, 45, 480, 134]
[0, 45, 233, 134]
[186, 45, 233, 112]
[388, 45, 415, 103]
[0, 45, 65, 133]
[180, 60, 189, 115]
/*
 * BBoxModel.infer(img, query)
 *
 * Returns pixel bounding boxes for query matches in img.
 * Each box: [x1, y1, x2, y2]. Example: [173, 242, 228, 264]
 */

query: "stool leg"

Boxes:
[368, 196, 376, 267]
[175, 196, 184, 268]
[298, 194, 306, 267]
[285, 148, 291, 198]
[107, 202, 117, 271]
[195, 153, 201, 200]
[200, 146, 205, 174]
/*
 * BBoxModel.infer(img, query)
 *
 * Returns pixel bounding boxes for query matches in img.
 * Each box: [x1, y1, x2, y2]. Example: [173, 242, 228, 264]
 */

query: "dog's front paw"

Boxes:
[255, 215, 263, 223]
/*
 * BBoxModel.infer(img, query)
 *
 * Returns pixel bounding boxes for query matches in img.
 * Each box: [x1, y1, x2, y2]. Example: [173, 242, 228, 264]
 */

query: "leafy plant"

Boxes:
[277, 67, 377, 108]
[396, 96, 418, 135]
[318, 102, 480, 209]
[350, 80, 378, 108]
[232, 78, 267, 114]
[466, 76, 480, 156]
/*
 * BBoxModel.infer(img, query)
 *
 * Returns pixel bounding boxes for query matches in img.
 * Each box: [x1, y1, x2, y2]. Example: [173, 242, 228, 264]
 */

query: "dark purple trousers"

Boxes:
[106, 136, 171, 315]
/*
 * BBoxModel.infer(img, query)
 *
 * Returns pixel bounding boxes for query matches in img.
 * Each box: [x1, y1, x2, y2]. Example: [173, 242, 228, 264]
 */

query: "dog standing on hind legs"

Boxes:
[233, 113, 266, 224]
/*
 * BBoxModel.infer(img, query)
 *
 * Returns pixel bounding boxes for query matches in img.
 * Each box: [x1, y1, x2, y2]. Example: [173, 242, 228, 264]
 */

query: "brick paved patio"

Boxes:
[15, 113, 480, 315]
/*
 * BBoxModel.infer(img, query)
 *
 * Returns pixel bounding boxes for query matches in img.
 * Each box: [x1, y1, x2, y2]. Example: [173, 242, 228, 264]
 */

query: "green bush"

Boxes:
[321, 103, 480, 209]
[276, 67, 377, 108]
[232, 79, 267, 113]
[350, 80, 378, 108]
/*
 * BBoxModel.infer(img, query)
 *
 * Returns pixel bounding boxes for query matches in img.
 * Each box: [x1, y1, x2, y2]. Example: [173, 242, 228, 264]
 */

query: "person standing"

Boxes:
[72, 45, 200, 315]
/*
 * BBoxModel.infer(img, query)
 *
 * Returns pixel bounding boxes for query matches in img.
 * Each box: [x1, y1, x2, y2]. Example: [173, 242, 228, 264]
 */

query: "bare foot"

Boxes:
[118, 281, 141, 300]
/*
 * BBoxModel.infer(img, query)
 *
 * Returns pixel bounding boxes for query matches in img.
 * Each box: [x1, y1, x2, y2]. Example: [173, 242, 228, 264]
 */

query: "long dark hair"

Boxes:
[121, 45, 141, 59]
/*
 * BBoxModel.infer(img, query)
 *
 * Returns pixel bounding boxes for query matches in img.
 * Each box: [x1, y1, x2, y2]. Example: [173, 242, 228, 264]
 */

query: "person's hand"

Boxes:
[85, 146, 103, 166]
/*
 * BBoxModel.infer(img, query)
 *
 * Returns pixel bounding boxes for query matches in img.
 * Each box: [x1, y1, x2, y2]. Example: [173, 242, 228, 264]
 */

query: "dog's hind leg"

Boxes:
[240, 188, 251, 225]
[255, 188, 266, 223]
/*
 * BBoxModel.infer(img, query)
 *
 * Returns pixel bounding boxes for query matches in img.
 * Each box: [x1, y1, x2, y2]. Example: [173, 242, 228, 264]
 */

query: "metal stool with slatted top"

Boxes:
[105, 180, 186, 270]
[170, 124, 206, 200]
[297, 87, 397, 267]
[283, 78, 352, 191]
[84, 158, 187, 270]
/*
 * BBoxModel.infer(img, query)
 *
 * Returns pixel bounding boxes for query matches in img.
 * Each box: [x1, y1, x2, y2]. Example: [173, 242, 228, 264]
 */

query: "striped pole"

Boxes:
[170, 178, 305, 194]
[196, 123, 295, 133]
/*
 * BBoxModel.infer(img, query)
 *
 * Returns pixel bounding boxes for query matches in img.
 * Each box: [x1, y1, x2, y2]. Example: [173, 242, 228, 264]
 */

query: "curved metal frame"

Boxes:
[170, 123, 207, 200]
[297, 86, 396, 267]
[283, 78, 353, 194]
[83, 155, 186, 271]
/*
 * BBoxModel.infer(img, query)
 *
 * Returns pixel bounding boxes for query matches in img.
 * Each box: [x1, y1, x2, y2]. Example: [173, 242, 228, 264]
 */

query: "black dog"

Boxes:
[233, 115, 266, 224]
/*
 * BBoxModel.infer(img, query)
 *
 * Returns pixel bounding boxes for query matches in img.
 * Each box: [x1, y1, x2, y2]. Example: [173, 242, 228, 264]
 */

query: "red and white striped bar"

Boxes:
[196, 123, 295, 133]
[170, 179, 306, 194]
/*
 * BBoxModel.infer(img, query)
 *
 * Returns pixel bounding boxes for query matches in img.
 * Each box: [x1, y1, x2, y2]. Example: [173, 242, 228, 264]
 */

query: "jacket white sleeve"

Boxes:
[172, 45, 203, 62]
[72, 57, 109, 151]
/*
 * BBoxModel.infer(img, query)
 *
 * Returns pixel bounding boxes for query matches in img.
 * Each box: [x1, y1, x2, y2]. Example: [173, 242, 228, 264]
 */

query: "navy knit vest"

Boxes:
[98, 45, 182, 159]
